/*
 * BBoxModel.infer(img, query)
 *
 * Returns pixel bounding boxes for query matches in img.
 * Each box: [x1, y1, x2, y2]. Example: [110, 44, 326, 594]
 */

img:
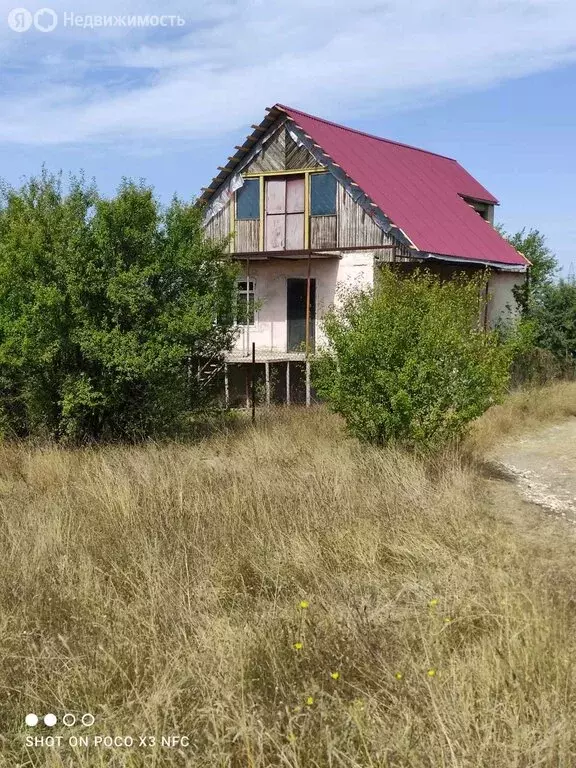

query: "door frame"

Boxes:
[286, 277, 316, 352]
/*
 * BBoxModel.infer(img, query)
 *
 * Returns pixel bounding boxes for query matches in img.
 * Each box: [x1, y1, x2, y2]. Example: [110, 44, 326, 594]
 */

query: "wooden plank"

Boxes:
[337, 184, 392, 248]
[286, 177, 304, 213]
[266, 213, 285, 250]
[235, 219, 259, 253]
[204, 204, 231, 246]
[243, 125, 286, 173]
[266, 178, 286, 214]
[265, 362, 271, 406]
[286, 213, 304, 250]
[243, 168, 326, 178]
[259, 176, 264, 252]
[286, 130, 323, 169]
[304, 172, 310, 249]
[310, 215, 337, 249]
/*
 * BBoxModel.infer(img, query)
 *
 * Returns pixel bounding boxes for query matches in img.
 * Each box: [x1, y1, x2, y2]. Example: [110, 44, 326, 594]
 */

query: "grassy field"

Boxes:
[1, 383, 576, 767]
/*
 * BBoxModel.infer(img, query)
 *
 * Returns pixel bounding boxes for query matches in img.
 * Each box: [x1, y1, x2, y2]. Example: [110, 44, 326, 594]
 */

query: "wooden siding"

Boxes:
[235, 219, 259, 253]
[204, 204, 230, 246]
[337, 184, 392, 247]
[243, 126, 286, 173]
[310, 215, 337, 249]
[243, 123, 323, 174]
[286, 130, 323, 170]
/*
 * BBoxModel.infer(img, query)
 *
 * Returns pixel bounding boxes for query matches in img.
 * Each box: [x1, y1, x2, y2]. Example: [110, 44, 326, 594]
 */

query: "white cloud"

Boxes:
[0, 0, 575, 145]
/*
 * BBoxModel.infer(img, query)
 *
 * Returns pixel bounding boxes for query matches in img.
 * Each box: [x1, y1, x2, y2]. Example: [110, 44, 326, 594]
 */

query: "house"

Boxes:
[200, 104, 528, 406]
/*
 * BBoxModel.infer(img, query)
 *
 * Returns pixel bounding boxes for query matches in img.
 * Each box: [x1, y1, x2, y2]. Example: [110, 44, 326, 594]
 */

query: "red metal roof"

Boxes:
[277, 104, 527, 268]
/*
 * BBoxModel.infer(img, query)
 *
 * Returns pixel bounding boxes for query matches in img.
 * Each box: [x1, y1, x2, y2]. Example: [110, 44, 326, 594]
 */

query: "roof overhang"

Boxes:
[232, 249, 342, 261]
[198, 106, 288, 207]
[422, 252, 528, 273]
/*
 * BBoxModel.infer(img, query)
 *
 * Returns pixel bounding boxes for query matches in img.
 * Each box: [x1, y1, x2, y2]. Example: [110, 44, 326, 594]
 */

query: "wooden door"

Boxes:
[265, 176, 305, 250]
[287, 278, 316, 352]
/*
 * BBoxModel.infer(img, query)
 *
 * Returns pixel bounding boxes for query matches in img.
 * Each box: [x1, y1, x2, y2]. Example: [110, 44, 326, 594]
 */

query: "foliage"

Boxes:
[498, 226, 575, 377]
[533, 278, 576, 365]
[496, 226, 558, 314]
[0, 170, 238, 441]
[313, 268, 513, 449]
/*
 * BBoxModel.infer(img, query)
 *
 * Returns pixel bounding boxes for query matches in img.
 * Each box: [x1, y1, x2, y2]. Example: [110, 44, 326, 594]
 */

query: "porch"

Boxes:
[222, 351, 313, 408]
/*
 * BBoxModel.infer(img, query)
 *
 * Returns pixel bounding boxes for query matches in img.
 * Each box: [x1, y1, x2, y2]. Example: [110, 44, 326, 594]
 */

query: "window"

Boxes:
[236, 280, 255, 325]
[236, 179, 260, 220]
[310, 172, 337, 215]
[265, 176, 305, 250]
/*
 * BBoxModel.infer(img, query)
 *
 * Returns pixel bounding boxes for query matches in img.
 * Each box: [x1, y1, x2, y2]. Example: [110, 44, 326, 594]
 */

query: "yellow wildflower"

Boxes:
[330, 671, 340, 680]
[444, 617, 452, 624]
[293, 641, 303, 650]
[428, 598, 439, 608]
[427, 668, 437, 677]
[395, 671, 403, 680]
[306, 696, 314, 706]
[299, 600, 309, 610]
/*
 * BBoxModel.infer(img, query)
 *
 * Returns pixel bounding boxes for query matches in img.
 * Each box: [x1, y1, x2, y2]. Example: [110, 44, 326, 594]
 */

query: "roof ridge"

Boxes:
[275, 103, 457, 162]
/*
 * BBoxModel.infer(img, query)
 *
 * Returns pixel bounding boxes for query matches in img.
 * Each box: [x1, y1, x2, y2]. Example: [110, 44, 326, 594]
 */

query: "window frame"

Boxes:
[235, 278, 256, 327]
[310, 171, 337, 217]
[236, 178, 260, 221]
[264, 174, 305, 251]
[237, 169, 337, 253]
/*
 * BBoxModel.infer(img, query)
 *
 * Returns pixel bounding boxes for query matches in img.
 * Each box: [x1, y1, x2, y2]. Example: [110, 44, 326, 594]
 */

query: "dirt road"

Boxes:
[494, 418, 576, 524]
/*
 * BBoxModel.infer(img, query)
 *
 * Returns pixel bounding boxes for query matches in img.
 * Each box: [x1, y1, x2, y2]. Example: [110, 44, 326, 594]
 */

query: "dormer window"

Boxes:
[461, 195, 494, 224]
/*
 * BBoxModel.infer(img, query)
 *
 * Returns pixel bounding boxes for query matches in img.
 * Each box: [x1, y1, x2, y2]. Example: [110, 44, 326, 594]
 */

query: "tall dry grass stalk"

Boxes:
[0, 388, 575, 766]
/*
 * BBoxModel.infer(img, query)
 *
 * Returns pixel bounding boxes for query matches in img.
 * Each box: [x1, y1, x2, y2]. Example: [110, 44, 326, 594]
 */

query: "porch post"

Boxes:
[265, 362, 271, 407]
[245, 257, 250, 357]
[224, 363, 229, 409]
[305, 360, 311, 407]
[286, 361, 291, 406]
[305, 251, 312, 358]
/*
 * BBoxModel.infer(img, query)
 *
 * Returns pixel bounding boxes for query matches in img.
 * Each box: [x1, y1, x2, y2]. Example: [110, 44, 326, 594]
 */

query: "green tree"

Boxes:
[313, 268, 513, 450]
[498, 226, 575, 376]
[497, 226, 558, 314]
[533, 279, 576, 364]
[0, 171, 238, 441]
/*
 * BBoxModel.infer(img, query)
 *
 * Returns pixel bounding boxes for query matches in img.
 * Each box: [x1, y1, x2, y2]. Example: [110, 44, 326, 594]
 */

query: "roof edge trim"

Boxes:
[422, 252, 528, 272]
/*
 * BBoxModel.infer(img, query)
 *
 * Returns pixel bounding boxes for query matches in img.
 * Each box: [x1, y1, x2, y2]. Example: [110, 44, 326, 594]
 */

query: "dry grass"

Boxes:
[0, 390, 576, 766]
[467, 380, 576, 457]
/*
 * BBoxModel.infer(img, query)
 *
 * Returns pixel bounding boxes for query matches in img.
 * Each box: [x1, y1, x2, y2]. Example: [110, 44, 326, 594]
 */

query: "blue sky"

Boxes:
[0, 0, 575, 272]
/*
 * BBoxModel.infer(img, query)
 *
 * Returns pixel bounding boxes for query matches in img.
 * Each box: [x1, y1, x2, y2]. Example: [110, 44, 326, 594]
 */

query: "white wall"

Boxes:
[233, 252, 374, 355]
[232, 256, 524, 355]
[487, 272, 525, 327]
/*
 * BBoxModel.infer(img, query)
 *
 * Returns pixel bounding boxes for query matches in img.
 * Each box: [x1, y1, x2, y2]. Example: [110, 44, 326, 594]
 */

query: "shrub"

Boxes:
[0, 171, 238, 441]
[313, 268, 513, 449]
